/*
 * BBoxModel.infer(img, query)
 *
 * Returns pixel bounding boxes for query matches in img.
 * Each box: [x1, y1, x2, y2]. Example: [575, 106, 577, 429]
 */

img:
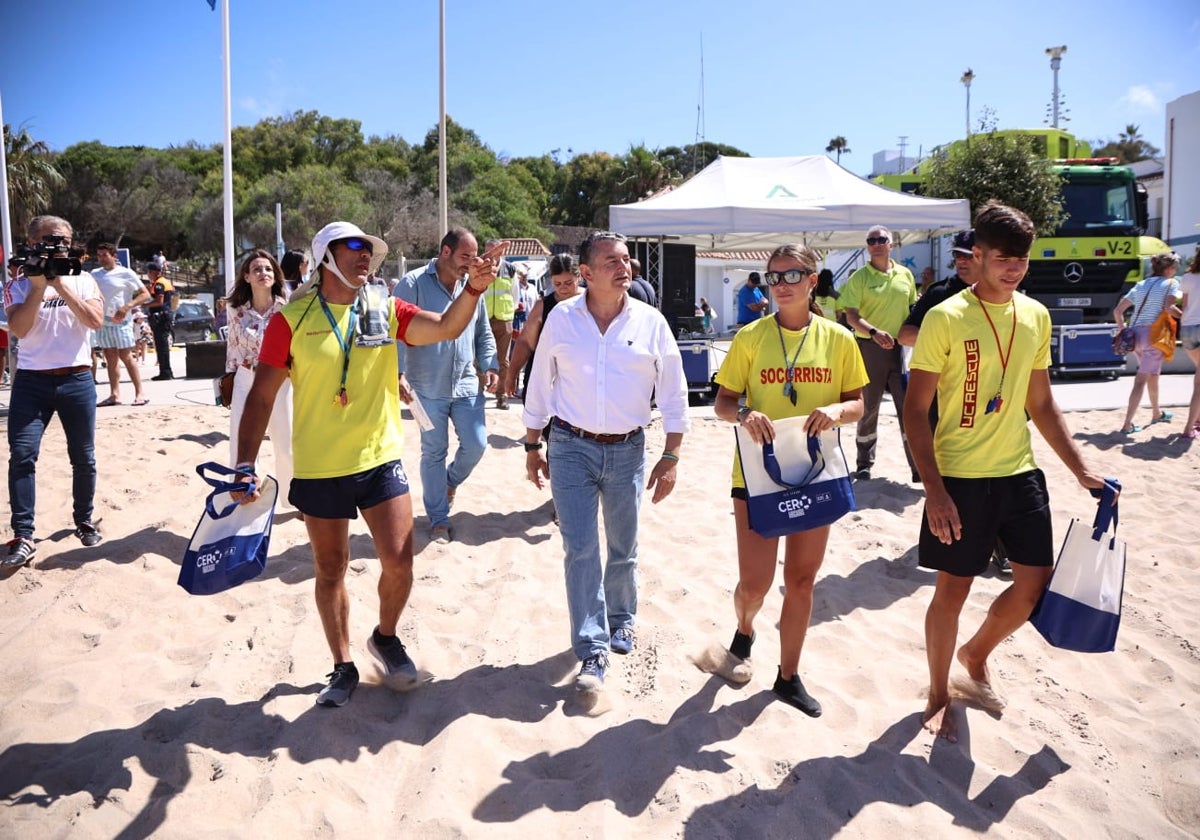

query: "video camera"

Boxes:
[14, 234, 82, 278]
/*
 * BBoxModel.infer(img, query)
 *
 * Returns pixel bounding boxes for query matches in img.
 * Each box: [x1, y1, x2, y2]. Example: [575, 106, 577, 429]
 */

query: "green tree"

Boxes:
[825, 136, 851, 163]
[239, 164, 369, 250]
[925, 132, 1066, 235]
[231, 111, 365, 181]
[1092, 123, 1160, 164]
[552, 151, 620, 227]
[656, 141, 749, 181]
[4, 124, 66, 234]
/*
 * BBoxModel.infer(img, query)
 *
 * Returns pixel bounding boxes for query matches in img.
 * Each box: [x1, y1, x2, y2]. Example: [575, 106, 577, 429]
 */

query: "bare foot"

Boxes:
[952, 647, 1006, 712]
[923, 697, 958, 743]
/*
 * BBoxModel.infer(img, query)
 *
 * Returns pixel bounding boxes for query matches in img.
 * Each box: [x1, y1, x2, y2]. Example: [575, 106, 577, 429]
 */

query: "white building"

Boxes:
[1164, 90, 1200, 252]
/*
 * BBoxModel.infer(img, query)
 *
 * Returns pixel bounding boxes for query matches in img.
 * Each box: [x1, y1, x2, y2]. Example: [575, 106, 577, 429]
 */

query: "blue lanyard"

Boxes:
[318, 291, 358, 406]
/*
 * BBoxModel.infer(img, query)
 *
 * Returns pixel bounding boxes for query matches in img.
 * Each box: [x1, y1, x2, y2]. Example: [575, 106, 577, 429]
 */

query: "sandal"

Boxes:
[1150, 411, 1173, 425]
[1119, 425, 1142, 435]
[1185, 429, 1199, 440]
[132, 397, 150, 406]
[96, 396, 122, 407]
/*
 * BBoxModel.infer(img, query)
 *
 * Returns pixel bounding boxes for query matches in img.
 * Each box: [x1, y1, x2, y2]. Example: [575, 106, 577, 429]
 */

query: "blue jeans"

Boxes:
[7, 369, 97, 538]
[418, 392, 488, 528]
[549, 426, 645, 660]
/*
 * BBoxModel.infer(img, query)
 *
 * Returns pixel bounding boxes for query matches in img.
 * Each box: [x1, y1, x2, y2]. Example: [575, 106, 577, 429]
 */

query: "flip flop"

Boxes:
[1119, 425, 1142, 435]
[96, 396, 122, 407]
[132, 397, 150, 406]
[1150, 411, 1173, 425]
[950, 674, 1007, 713]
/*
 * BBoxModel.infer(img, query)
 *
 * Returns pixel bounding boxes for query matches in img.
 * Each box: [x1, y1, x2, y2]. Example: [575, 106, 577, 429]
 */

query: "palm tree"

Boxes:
[825, 136, 851, 164]
[4, 124, 65, 235]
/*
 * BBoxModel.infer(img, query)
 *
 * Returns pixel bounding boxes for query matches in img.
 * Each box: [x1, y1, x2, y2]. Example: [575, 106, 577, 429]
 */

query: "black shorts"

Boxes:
[288, 459, 410, 519]
[918, 469, 1053, 577]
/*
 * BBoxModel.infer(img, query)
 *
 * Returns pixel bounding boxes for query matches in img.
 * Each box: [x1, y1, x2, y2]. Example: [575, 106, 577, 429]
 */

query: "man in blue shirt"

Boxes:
[395, 228, 499, 544]
[735, 272, 768, 326]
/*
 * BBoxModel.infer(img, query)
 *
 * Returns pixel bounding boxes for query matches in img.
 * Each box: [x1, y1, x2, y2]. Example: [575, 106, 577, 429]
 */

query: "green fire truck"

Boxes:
[874, 128, 1171, 323]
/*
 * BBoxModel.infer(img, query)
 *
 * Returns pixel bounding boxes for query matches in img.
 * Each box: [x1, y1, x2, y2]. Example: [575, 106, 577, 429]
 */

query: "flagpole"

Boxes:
[438, 0, 448, 237]
[0, 90, 13, 268]
[221, 0, 235, 294]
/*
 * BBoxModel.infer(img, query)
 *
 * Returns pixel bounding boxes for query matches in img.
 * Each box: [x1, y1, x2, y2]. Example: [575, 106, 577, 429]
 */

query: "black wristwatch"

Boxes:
[868, 327, 878, 337]
[523, 441, 543, 452]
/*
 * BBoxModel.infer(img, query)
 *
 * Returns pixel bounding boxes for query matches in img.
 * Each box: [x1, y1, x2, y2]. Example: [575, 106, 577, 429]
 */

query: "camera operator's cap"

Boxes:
[951, 229, 976, 255]
[311, 221, 388, 276]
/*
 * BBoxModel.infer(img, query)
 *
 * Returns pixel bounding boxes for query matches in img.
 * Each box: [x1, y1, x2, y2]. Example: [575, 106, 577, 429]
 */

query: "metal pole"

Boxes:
[1045, 46, 1067, 130]
[275, 203, 283, 260]
[0, 91, 12, 272]
[438, 0, 448, 237]
[221, 0, 235, 294]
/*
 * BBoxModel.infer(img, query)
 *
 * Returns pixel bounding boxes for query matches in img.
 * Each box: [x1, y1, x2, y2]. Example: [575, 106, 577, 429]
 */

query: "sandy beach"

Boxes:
[1, 381, 1198, 838]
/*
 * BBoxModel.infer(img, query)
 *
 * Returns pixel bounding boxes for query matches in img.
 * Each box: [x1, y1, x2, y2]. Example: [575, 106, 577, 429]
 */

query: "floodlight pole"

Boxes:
[1046, 45, 1067, 129]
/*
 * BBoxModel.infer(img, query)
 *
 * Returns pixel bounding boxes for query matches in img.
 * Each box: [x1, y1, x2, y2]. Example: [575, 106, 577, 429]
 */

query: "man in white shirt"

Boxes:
[92, 243, 151, 407]
[522, 231, 689, 693]
[3, 215, 106, 569]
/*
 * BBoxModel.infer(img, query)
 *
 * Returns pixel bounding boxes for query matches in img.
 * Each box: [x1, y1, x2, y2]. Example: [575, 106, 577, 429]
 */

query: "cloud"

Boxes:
[1120, 85, 1161, 113]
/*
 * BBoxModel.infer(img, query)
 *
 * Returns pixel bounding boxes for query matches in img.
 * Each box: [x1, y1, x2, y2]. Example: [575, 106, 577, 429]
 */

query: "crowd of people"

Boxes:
[3, 207, 1198, 737]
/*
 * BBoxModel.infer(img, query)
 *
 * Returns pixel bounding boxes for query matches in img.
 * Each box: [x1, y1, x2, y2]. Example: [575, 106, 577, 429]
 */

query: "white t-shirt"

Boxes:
[92, 265, 145, 323]
[3, 273, 103, 369]
[1179, 272, 1200, 327]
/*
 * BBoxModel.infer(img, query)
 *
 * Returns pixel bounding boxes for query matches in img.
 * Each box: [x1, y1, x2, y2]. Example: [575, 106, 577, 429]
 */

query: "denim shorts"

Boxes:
[1181, 323, 1200, 352]
[918, 469, 1053, 577]
[288, 459, 409, 519]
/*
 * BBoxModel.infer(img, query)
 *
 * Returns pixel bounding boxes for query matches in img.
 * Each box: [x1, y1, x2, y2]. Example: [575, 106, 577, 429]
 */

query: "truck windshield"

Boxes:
[1057, 180, 1138, 236]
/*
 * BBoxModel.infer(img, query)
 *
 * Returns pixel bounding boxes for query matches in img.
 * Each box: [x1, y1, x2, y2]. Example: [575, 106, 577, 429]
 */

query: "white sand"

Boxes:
[1, 403, 1198, 838]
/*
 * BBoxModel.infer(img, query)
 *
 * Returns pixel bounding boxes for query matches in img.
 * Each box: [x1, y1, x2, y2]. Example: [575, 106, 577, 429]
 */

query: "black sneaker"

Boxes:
[853, 468, 871, 481]
[772, 668, 823, 717]
[367, 627, 419, 688]
[316, 662, 359, 707]
[729, 630, 755, 661]
[151, 373, 174, 381]
[75, 521, 102, 547]
[576, 652, 609, 691]
[2, 538, 36, 570]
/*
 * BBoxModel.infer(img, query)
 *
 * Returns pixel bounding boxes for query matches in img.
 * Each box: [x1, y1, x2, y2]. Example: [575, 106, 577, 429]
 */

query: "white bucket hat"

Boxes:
[311, 221, 388, 275]
[291, 222, 388, 298]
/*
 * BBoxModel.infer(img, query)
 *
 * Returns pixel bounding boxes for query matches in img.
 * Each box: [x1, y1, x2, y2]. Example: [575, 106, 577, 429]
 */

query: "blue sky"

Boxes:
[2, 0, 1198, 177]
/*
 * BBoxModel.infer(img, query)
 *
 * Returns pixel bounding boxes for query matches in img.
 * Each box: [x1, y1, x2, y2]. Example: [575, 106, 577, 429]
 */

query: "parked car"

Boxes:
[171, 298, 216, 345]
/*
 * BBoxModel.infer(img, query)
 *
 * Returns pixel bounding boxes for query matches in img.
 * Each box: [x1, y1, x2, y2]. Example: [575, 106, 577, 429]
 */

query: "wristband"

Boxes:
[736, 406, 752, 424]
[523, 441, 543, 452]
[464, 283, 485, 297]
[235, 461, 257, 474]
[660, 452, 679, 463]
[868, 327, 878, 337]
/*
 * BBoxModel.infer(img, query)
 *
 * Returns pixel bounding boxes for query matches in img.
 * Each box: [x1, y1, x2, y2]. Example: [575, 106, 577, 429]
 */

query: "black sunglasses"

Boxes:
[866, 236, 890, 246]
[337, 237, 374, 255]
[763, 269, 814, 286]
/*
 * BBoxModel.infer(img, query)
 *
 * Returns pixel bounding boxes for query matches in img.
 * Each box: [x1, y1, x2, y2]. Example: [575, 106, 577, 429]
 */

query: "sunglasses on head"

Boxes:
[866, 236, 890, 246]
[338, 237, 373, 255]
[762, 269, 814, 286]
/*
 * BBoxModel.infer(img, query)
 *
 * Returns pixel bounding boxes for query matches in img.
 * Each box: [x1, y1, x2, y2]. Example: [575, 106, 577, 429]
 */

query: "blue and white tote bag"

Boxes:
[179, 462, 278, 596]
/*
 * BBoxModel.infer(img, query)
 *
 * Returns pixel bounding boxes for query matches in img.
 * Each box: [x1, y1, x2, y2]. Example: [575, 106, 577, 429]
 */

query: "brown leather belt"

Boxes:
[552, 417, 640, 444]
[29, 365, 90, 376]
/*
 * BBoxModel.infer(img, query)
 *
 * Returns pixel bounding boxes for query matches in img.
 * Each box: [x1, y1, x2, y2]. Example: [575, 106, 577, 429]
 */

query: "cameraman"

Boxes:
[2, 215, 106, 569]
[144, 262, 175, 380]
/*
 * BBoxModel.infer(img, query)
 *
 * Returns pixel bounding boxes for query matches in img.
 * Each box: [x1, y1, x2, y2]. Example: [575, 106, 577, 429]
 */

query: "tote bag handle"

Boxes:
[761, 433, 826, 490]
[196, 461, 259, 521]
[1089, 477, 1121, 539]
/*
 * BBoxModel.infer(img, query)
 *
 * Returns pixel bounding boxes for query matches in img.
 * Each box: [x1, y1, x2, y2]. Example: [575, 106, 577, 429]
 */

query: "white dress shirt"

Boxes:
[523, 291, 690, 436]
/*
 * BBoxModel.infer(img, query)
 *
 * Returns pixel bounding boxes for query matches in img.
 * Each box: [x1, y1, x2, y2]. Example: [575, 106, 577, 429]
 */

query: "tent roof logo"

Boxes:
[766, 184, 797, 199]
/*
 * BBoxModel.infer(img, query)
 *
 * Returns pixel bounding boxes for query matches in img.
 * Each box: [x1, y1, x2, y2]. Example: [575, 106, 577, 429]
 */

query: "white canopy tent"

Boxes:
[609, 155, 970, 249]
